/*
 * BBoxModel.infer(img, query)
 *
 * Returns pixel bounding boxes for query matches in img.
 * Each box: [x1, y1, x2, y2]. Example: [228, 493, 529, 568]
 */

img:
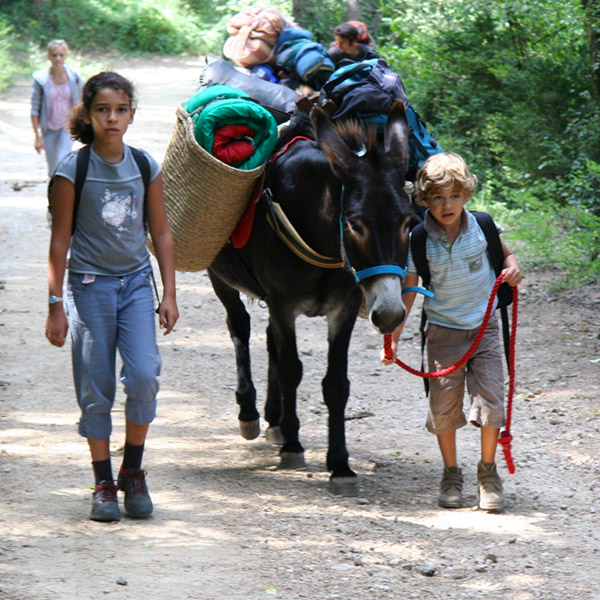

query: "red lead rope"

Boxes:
[383, 273, 518, 473]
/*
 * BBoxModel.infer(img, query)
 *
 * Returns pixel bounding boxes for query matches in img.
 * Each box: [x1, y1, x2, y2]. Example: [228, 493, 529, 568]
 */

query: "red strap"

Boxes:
[270, 136, 312, 164]
[230, 172, 265, 249]
[231, 136, 310, 249]
[499, 288, 518, 473]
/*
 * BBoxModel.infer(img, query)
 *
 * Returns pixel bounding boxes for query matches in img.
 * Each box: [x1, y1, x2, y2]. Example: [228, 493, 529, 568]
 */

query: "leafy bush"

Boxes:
[0, 19, 15, 90]
[0, 0, 205, 55]
[505, 194, 600, 288]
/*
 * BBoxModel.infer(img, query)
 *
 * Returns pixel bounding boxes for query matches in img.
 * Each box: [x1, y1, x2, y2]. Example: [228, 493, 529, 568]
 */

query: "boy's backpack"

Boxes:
[410, 211, 513, 391]
[319, 58, 443, 179]
[47, 144, 151, 235]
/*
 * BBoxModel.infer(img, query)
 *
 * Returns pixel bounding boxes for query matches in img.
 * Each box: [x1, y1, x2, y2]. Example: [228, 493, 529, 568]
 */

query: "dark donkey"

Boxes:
[208, 101, 416, 496]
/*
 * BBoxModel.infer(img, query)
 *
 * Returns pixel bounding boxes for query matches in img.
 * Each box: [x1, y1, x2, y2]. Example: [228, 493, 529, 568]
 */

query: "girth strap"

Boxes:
[265, 193, 344, 269]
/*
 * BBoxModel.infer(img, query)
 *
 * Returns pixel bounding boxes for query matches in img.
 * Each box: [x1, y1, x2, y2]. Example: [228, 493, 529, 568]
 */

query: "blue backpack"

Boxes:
[319, 58, 443, 179]
[274, 28, 334, 89]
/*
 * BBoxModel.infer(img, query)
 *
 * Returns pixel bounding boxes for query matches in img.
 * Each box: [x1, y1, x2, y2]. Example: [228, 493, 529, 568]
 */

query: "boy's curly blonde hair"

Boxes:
[416, 152, 478, 204]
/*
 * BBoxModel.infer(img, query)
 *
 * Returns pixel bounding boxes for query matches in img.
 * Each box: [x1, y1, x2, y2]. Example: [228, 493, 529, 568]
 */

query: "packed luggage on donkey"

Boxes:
[154, 6, 444, 272]
[217, 6, 442, 174]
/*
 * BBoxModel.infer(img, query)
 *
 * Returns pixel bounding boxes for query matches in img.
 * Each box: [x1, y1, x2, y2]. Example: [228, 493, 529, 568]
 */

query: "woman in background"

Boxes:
[31, 39, 83, 175]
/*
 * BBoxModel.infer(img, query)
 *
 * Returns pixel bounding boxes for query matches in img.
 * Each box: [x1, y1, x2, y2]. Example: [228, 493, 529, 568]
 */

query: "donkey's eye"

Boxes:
[347, 220, 364, 237]
[400, 217, 413, 238]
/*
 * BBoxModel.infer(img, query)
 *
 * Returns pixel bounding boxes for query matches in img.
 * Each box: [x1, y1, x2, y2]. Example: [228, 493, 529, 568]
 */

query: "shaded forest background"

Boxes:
[1, 0, 598, 286]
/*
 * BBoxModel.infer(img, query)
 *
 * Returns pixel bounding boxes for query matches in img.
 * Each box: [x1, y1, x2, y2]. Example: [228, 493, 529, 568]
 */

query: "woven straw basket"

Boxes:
[149, 104, 266, 271]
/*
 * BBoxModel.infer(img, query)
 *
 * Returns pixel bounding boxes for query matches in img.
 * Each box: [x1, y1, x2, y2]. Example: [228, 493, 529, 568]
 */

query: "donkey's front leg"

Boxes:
[323, 305, 359, 496]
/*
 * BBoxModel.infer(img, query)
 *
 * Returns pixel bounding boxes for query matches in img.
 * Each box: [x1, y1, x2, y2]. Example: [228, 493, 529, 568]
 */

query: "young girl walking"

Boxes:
[45, 71, 179, 522]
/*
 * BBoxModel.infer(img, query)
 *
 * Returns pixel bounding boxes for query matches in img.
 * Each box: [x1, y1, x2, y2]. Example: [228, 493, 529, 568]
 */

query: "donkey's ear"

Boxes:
[384, 100, 409, 175]
[310, 106, 355, 178]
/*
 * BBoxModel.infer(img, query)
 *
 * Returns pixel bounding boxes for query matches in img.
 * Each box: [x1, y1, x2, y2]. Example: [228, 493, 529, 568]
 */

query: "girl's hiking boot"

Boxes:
[90, 481, 121, 522]
[117, 468, 153, 518]
[438, 466, 463, 508]
[477, 461, 504, 511]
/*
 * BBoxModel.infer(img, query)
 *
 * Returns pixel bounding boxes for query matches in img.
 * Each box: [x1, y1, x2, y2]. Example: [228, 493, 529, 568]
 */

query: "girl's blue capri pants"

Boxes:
[65, 266, 162, 440]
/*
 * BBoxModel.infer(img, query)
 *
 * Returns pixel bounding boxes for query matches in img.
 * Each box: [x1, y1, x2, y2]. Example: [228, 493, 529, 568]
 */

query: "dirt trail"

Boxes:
[1, 56, 599, 600]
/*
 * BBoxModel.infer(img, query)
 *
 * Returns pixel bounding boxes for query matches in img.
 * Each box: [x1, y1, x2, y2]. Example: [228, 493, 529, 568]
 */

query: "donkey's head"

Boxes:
[311, 101, 417, 333]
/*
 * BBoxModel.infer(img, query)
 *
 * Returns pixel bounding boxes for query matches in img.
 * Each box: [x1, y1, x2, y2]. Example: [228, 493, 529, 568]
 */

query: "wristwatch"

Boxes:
[48, 295, 63, 304]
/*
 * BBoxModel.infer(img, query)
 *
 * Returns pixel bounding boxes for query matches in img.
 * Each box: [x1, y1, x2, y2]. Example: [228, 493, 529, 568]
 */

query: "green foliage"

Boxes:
[1, 0, 206, 55]
[377, 0, 599, 283]
[0, 0, 597, 286]
[508, 195, 600, 287]
[381, 0, 593, 182]
[0, 19, 15, 90]
[290, 0, 346, 43]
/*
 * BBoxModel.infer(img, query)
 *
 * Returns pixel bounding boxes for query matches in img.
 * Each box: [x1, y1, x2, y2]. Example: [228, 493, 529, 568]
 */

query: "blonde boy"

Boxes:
[382, 153, 521, 510]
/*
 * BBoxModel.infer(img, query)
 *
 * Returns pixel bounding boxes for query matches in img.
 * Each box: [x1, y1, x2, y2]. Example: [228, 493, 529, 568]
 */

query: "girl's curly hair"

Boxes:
[69, 71, 136, 144]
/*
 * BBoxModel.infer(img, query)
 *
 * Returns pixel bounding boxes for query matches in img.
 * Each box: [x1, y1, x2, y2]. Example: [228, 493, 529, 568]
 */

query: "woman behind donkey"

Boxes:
[31, 39, 83, 175]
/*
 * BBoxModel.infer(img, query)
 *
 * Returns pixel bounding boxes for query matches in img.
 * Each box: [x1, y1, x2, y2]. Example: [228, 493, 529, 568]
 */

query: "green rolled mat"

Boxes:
[184, 84, 278, 170]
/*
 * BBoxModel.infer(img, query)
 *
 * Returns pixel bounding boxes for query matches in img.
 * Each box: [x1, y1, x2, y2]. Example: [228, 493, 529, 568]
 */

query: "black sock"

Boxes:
[121, 442, 145, 472]
[92, 458, 113, 485]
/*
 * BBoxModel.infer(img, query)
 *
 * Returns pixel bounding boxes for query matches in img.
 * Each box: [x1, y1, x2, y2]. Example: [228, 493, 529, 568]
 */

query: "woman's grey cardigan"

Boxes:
[30, 65, 83, 133]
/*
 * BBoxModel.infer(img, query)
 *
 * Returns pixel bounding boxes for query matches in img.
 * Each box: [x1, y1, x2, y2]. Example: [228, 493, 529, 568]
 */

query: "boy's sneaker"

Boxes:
[478, 461, 504, 511]
[438, 466, 463, 508]
[90, 481, 121, 522]
[117, 468, 153, 518]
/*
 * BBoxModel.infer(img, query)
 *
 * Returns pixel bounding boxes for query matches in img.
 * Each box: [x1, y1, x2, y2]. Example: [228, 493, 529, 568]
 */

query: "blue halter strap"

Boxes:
[402, 285, 435, 298]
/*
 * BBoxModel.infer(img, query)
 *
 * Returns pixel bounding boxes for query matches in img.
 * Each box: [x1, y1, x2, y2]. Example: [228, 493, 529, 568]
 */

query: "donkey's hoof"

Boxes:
[279, 452, 306, 470]
[239, 419, 260, 440]
[329, 476, 359, 497]
[265, 426, 285, 446]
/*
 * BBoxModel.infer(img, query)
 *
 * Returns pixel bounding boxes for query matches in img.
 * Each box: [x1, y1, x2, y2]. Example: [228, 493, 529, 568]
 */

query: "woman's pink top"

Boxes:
[47, 79, 72, 131]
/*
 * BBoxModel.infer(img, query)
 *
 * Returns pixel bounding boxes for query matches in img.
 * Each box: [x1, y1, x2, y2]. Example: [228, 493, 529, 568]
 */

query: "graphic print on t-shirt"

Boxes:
[100, 188, 138, 231]
[467, 254, 484, 273]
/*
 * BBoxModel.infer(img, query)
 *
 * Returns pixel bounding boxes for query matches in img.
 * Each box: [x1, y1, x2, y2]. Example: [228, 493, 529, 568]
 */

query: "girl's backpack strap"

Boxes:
[128, 146, 151, 231]
[73, 145, 91, 210]
[70, 144, 91, 234]
[129, 146, 151, 195]
[47, 144, 91, 234]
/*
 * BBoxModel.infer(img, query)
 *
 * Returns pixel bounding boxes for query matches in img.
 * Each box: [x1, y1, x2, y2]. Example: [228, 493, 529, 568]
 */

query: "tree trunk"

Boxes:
[583, 0, 600, 101]
[345, 0, 382, 41]
[292, 0, 315, 26]
[345, 0, 363, 21]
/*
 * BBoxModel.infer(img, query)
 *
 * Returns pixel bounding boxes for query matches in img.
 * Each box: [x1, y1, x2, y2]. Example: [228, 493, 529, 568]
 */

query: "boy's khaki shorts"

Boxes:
[425, 316, 505, 435]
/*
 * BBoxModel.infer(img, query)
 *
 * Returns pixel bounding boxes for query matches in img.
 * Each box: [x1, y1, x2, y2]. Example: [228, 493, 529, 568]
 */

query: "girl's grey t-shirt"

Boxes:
[55, 145, 161, 276]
